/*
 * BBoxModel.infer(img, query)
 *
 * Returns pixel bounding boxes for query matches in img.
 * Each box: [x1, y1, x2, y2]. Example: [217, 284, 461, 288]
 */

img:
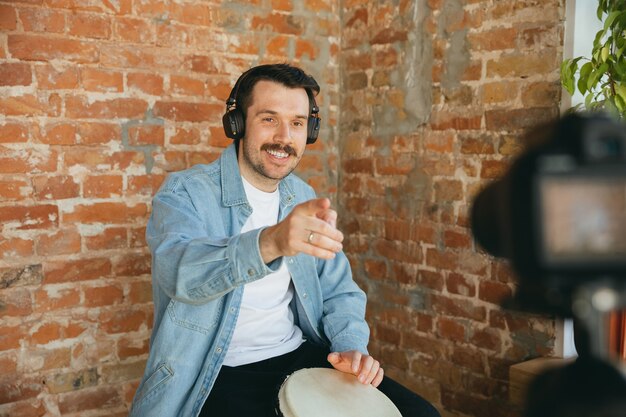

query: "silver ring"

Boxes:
[307, 232, 314, 244]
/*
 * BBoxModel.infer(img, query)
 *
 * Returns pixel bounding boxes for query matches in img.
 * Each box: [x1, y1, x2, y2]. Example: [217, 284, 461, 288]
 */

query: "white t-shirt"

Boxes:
[222, 177, 304, 366]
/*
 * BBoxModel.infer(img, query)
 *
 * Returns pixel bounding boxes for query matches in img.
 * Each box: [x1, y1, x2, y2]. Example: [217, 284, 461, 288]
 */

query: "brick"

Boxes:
[437, 317, 466, 342]
[101, 360, 145, 383]
[114, 17, 155, 43]
[444, 229, 471, 248]
[127, 72, 164, 95]
[19, 7, 65, 33]
[371, 28, 408, 44]
[0, 5, 17, 30]
[0, 122, 28, 143]
[113, 252, 151, 276]
[431, 293, 487, 321]
[267, 35, 289, 56]
[128, 174, 166, 196]
[34, 286, 80, 312]
[0, 288, 32, 316]
[8, 34, 99, 63]
[0, 62, 32, 86]
[434, 179, 463, 201]
[100, 308, 147, 334]
[83, 284, 124, 307]
[251, 12, 304, 35]
[80, 67, 123, 92]
[209, 126, 230, 148]
[83, 174, 124, 198]
[37, 227, 81, 256]
[64, 148, 144, 171]
[451, 345, 485, 373]
[68, 12, 111, 39]
[64, 202, 148, 224]
[0, 400, 46, 417]
[478, 280, 512, 305]
[30, 321, 62, 345]
[0, 176, 31, 201]
[295, 39, 317, 60]
[468, 28, 517, 51]
[32, 176, 77, 201]
[45, 368, 98, 394]
[170, 126, 201, 145]
[153, 101, 222, 122]
[486, 50, 557, 78]
[0, 353, 17, 374]
[431, 111, 482, 131]
[44, 258, 112, 284]
[0, 94, 61, 117]
[481, 81, 518, 104]
[128, 280, 152, 304]
[470, 327, 502, 351]
[0, 376, 43, 404]
[77, 122, 121, 144]
[0, 237, 34, 259]
[480, 160, 508, 179]
[65, 96, 148, 119]
[0, 204, 58, 230]
[117, 336, 150, 359]
[130, 227, 147, 248]
[33, 122, 77, 145]
[374, 239, 422, 263]
[34, 64, 79, 90]
[446, 272, 476, 297]
[0, 264, 42, 289]
[170, 75, 205, 96]
[58, 386, 121, 414]
[85, 227, 127, 250]
[521, 81, 560, 107]
[128, 124, 164, 146]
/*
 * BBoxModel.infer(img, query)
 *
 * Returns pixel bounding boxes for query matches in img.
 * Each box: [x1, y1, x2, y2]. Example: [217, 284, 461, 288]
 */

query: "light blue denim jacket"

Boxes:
[129, 144, 369, 417]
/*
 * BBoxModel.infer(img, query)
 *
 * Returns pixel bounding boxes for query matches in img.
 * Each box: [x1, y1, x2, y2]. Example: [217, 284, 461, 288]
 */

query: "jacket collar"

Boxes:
[220, 143, 296, 209]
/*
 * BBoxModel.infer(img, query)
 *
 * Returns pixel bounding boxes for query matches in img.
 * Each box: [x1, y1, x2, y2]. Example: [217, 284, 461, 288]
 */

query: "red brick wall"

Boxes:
[1, 0, 566, 416]
[0, 1, 339, 415]
[339, 1, 564, 416]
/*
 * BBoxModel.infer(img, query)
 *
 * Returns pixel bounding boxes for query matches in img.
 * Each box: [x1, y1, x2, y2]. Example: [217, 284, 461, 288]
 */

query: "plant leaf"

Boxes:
[588, 62, 610, 90]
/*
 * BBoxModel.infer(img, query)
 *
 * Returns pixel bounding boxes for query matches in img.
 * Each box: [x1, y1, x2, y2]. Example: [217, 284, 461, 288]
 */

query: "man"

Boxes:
[130, 64, 440, 417]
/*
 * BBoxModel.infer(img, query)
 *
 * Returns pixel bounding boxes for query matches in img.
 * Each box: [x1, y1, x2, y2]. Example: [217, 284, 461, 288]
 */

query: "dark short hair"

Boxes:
[230, 63, 320, 119]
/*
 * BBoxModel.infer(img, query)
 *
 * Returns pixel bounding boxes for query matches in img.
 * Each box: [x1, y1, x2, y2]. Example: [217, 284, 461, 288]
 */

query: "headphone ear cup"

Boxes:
[222, 108, 245, 140]
[307, 116, 320, 144]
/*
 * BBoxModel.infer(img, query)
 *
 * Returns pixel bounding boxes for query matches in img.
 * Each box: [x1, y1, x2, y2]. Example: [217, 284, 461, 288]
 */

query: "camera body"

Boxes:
[471, 113, 626, 315]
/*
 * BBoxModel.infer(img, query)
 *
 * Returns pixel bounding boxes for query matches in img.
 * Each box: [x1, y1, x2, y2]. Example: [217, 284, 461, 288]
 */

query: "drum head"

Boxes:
[278, 368, 402, 417]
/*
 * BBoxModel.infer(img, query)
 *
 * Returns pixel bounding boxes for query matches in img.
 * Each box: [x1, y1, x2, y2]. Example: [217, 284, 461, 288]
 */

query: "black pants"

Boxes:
[200, 341, 440, 417]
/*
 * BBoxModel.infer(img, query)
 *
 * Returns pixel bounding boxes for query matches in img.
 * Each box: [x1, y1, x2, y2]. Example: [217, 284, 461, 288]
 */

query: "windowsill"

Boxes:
[509, 357, 575, 406]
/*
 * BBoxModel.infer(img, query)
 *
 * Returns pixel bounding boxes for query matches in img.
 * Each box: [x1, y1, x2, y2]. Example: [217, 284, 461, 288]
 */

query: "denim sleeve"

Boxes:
[318, 246, 370, 354]
[146, 186, 281, 305]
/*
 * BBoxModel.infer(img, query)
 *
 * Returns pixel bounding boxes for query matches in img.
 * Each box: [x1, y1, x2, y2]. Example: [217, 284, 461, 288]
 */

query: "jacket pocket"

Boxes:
[134, 363, 173, 406]
[167, 298, 223, 334]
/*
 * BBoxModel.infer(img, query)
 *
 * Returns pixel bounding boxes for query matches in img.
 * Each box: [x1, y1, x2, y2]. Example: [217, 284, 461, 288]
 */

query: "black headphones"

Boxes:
[221, 69, 321, 144]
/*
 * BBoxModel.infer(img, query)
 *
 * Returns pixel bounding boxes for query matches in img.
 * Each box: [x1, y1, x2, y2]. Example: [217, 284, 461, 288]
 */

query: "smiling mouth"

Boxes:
[262, 144, 297, 159]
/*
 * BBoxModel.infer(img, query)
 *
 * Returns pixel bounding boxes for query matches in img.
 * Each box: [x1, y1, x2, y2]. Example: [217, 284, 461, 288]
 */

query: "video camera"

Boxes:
[471, 112, 626, 318]
[470, 112, 626, 416]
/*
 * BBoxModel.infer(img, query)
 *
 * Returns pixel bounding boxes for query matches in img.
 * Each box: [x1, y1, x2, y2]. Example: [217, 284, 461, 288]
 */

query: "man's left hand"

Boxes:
[327, 350, 384, 387]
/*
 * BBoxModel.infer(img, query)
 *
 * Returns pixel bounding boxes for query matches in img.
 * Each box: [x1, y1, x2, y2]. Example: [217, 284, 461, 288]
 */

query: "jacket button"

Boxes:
[216, 347, 222, 353]
[303, 293, 308, 298]
[288, 258, 294, 264]
[247, 269, 255, 276]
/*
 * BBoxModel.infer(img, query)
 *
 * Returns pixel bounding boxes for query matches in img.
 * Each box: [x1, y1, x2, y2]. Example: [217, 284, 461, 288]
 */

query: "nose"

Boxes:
[274, 121, 291, 142]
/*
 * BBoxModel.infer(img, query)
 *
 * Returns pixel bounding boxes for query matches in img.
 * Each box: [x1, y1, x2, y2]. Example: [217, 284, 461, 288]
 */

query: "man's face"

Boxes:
[238, 80, 310, 192]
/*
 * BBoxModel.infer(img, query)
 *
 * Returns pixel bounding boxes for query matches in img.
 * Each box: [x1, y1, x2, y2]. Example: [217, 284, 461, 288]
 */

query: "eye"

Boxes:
[262, 117, 276, 124]
[292, 120, 305, 127]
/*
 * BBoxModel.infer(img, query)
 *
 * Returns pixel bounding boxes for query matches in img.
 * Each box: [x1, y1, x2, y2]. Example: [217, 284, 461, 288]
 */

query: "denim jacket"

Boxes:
[129, 144, 369, 417]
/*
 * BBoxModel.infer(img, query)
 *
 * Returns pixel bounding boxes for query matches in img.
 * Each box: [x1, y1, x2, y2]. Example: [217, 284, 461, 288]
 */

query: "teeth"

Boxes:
[267, 149, 288, 158]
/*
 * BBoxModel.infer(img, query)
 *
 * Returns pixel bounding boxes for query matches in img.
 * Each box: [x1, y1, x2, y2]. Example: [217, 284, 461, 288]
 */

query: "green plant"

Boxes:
[560, 0, 626, 118]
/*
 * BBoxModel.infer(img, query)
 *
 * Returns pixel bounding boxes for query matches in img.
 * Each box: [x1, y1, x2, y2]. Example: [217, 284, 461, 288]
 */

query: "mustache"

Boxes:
[261, 143, 298, 157]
